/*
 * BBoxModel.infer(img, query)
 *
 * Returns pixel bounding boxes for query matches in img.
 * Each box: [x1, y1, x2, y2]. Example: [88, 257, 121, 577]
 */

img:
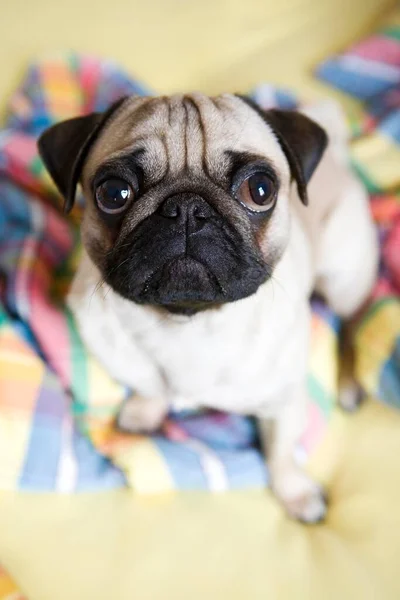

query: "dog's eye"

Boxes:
[95, 179, 134, 214]
[237, 173, 276, 212]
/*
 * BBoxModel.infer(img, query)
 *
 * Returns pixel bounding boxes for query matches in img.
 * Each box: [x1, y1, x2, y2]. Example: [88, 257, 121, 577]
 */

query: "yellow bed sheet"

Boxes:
[0, 0, 399, 598]
[0, 0, 395, 101]
[1, 402, 400, 599]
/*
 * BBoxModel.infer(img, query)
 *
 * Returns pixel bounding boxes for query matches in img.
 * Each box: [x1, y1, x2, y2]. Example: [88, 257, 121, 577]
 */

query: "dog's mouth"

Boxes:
[161, 301, 220, 316]
[141, 256, 224, 314]
[101, 214, 271, 313]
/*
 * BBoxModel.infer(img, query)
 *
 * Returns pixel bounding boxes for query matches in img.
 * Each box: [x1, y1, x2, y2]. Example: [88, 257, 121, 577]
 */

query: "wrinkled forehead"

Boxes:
[83, 93, 289, 184]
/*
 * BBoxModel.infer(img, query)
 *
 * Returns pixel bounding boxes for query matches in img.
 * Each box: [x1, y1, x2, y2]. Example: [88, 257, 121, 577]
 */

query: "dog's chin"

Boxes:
[160, 302, 220, 317]
[102, 240, 272, 315]
[138, 257, 223, 315]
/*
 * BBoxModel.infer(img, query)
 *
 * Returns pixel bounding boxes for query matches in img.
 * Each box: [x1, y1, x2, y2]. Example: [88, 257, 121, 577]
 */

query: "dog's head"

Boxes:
[38, 94, 327, 315]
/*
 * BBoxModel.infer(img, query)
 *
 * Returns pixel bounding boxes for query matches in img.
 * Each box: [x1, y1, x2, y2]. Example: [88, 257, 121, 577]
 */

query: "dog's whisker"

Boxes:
[88, 276, 107, 311]
[105, 256, 133, 279]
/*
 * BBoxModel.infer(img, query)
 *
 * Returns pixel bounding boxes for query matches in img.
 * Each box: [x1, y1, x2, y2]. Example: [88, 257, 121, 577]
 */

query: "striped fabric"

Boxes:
[0, 39, 398, 500]
[316, 8, 400, 408]
[1, 14, 400, 596]
[317, 6, 400, 191]
[0, 53, 339, 497]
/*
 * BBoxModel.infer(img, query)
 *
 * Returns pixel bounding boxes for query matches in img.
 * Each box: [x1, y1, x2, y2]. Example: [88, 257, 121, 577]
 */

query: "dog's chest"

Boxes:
[113, 285, 306, 414]
[139, 315, 266, 410]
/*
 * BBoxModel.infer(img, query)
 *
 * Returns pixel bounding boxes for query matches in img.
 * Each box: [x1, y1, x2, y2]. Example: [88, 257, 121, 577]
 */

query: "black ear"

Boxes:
[237, 97, 328, 205]
[37, 97, 127, 213]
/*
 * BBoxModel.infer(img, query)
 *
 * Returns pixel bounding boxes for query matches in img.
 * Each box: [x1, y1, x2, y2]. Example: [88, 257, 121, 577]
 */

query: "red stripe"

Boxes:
[350, 35, 400, 67]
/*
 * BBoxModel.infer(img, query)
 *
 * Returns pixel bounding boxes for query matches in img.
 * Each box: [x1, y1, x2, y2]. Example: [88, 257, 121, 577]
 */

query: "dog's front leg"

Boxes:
[117, 394, 168, 433]
[259, 386, 327, 523]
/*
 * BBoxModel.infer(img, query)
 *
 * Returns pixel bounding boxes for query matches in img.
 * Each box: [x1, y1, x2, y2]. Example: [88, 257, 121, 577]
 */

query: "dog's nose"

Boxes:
[159, 194, 215, 231]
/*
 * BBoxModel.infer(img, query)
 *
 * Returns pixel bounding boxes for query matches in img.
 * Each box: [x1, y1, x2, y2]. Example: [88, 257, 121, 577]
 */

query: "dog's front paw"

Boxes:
[271, 468, 327, 524]
[116, 395, 167, 433]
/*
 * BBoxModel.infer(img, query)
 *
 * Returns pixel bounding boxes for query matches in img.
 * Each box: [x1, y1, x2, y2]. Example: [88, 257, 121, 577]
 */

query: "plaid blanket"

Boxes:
[0, 12, 399, 599]
[0, 54, 338, 494]
[316, 11, 400, 408]
[0, 26, 399, 496]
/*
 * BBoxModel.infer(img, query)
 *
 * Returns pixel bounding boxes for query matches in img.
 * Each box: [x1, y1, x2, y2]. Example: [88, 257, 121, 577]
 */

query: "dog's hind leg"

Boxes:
[337, 319, 365, 411]
[315, 176, 379, 410]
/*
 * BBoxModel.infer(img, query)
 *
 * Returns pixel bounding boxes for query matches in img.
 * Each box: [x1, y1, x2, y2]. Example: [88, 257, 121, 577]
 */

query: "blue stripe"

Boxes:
[379, 108, 400, 144]
[379, 337, 400, 409]
[317, 61, 395, 100]
[170, 411, 257, 450]
[19, 374, 64, 490]
[152, 436, 209, 490]
[217, 448, 268, 488]
[276, 89, 298, 110]
[74, 432, 126, 491]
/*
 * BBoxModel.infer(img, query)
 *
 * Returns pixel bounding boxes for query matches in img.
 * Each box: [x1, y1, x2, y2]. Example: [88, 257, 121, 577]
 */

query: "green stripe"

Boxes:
[85, 405, 118, 418]
[349, 117, 365, 139]
[307, 375, 335, 418]
[68, 52, 80, 74]
[66, 309, 89, 431]
[350, 159, 382, 194]
[382, 26, 400, 41]
[30, 155, 44, 177]
[0, 308, 8, 328]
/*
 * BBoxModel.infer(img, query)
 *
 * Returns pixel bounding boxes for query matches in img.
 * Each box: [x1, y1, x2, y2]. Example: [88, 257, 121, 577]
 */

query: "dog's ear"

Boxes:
[38, 97, 127, 213]
[237, 96, 328, 205]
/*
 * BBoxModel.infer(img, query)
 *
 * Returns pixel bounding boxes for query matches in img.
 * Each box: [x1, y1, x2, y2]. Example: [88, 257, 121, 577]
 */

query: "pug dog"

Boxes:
[38, 93, 378, 523]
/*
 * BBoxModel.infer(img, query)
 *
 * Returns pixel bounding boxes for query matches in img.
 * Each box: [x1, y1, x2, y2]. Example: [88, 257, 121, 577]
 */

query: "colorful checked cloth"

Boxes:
[2, 13, 400, 600]
[316, 7, 400, 408]
[0, 53, 338, 496]
[0, 15, 400, 498]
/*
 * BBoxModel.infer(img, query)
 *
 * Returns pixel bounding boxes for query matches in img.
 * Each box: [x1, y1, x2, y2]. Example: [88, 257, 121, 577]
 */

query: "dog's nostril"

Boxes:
[193, 205, 202, 219]
[192, 205, 208, 219]
[159, 195, 214, 222]
[160, 198, 180, 219]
